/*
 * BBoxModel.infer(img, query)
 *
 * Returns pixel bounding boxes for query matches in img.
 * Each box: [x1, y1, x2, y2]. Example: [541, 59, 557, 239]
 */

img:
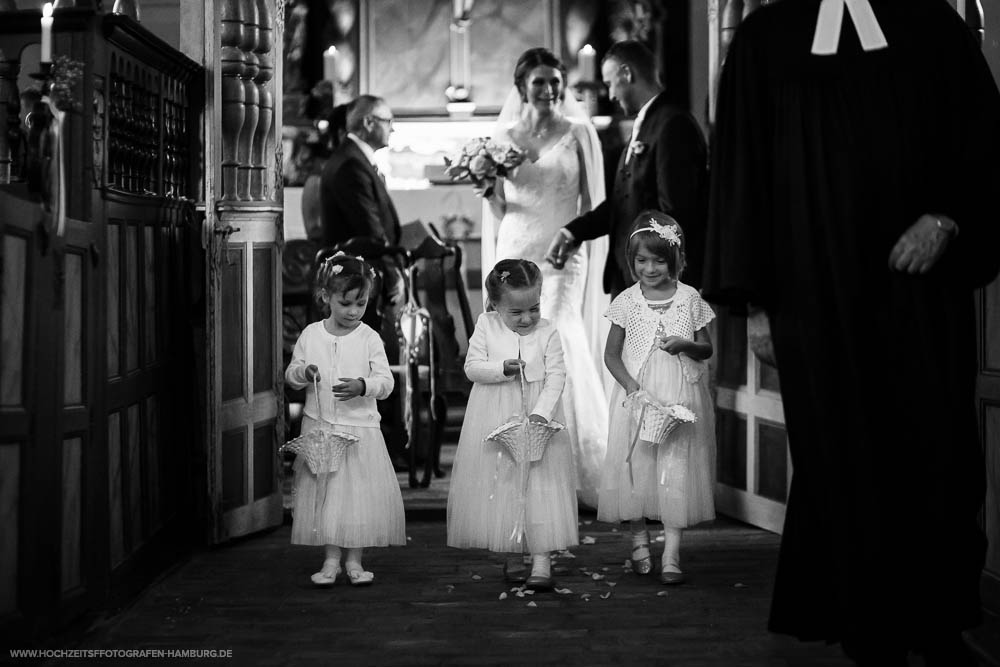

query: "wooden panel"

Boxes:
[716, 408, 747, 490]
[985, 280, 1000, 371]
[468, 0, 552, 109]
[127, 403, 142, 549]
[367, 0, 451, 112]
[108, 412, 125, 567]
[107, 222, 121, 378]
[126, 225, 140, 373]
[64, 252, 84, 405]
[1, 234, 27, 406]
[253, 421, 274, 500]
[252, 247, 274, 394]
[0, 444, 18, 614]
[144, 226, 157, 363]
[986, 403, 1000, 576]
[61, 437, 83, 594]
[222, 427, 247, 512]
[221, 248, 246, 402]
[145, 395, 161, 533]
[756, 420, 788, 503]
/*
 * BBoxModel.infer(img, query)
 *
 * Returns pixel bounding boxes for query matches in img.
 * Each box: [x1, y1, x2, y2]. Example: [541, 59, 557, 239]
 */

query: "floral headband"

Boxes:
[322, 251, 375, 277]
[629, 218, 681, 247]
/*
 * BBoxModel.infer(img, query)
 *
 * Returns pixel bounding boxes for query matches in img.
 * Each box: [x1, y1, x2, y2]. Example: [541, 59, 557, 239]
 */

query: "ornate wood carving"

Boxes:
[220, 0, 246, 201]
[237, 0, 260, 201]
[0, 49, 19, 185]
[251, 0, 273, 201]
[92, 75, 105, 188]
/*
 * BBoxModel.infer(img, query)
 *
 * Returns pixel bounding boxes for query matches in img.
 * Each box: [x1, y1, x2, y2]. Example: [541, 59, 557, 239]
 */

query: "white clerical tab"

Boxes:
[811, 0, 889, 55]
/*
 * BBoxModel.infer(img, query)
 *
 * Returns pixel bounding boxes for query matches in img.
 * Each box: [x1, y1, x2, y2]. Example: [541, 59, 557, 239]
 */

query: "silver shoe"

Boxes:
[631, 545, 653, 575]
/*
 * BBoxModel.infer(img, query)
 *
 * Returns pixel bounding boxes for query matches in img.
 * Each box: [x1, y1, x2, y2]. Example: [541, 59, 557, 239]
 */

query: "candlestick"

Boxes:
[323, 46, 338, 83]
[578, 44, 596, 83]
[41, 3, 54, 64]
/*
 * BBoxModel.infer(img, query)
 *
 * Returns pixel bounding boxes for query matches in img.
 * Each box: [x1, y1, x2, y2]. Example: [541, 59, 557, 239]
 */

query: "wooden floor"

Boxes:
[54, 514, 863, 666]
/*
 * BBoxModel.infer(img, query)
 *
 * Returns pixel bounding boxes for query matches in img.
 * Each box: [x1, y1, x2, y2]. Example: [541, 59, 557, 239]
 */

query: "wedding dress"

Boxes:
[483, 91, 610, 509]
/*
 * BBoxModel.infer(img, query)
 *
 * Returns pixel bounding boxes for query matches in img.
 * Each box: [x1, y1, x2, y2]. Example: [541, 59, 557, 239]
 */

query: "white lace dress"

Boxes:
[493, 124, 610, 509]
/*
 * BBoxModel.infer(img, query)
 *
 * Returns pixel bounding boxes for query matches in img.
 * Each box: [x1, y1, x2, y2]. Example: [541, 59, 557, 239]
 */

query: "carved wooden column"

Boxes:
[0, 49, 20, 184]
[220, 0, 245, 201]
[236, 0, 259, 200]
[250, 0, 273, 201]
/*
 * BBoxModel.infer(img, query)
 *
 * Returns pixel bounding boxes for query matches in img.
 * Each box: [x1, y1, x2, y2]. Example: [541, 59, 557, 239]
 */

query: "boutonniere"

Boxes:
[632, 141, 648, 156]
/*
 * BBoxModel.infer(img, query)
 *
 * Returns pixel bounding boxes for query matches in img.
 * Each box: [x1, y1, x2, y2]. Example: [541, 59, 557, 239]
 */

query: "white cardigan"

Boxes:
[464, 312, 565, 422]
[285, 321, 394, 428]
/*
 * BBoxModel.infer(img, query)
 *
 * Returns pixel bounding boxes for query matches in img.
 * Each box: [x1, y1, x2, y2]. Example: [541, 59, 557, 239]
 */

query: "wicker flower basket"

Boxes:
[485, 417, 565, 464]
[280, 426, 359, 475]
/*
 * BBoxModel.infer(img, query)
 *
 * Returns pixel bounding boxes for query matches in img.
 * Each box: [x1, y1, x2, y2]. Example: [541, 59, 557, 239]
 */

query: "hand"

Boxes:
[658, 336, 689, 355]
[503, 359, 525, 377]
[332, 377, 364, 401]
[472, 182, 492, 199]
[747, 308, 777, 368]
[304, 365, 320, 382]
[527, 413, 548, 424]
[545, 230, 580, 270]
[624, 381, 641, 396]
[888, 213, 955, 274]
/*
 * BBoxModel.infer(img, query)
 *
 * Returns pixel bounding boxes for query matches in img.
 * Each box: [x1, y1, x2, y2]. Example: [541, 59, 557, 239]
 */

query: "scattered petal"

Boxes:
[445, 585, 455, 593]
[654, 535, 665, 542]
[406, 536, 412, 541]
[591, 573, 605, 581]
[580, 536, 596, 545]
[657, 591, 669, 597]
[554, 587, 573, 595]
[607, 582, 617, 588]
[583, 520, 593, 525]
[510, 586, 522, 593]
[601, 567, 609, 572]
[611, 528, 619, 533]
[516, 591, 525, 598]
[523, 589, 535, 595]
[734, 583, 746, 588]
[581, 593, 591, 601]
[471, 574, 483, 581]
[498, 592, 508, 600]
[526, 601, 537, 608]
[600, 592, 612, 599]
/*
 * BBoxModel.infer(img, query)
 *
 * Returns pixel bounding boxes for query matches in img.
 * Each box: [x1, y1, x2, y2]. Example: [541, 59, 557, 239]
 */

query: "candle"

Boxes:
[40, 3, 53, 64]
[323, 46, 338, 83]
[578, 44, 596, 83]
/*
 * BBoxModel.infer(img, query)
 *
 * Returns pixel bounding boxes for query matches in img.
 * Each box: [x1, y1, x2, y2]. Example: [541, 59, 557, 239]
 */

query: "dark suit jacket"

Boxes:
[566, 93, 708, 296]
[320, 138, 401, 248]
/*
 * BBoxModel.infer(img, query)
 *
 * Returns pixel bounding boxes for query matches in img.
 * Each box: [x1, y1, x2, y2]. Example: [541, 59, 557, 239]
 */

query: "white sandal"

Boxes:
[311, 560, 341, 587]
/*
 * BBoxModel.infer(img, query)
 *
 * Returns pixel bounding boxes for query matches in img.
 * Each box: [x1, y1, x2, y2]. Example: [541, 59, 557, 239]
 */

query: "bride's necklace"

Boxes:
[529, 119, 556, 140]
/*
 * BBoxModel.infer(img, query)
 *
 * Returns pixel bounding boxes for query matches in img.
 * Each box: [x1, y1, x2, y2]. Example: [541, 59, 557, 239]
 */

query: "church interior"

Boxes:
[1, 0, 1000, 663]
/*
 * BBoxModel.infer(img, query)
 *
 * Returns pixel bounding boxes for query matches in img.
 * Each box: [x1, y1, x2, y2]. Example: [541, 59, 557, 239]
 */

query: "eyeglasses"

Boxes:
[369, 115, 394, 126]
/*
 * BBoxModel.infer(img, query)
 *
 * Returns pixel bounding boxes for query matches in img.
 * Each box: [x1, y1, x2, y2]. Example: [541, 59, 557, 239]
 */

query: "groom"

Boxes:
[545, 40, 708, 296]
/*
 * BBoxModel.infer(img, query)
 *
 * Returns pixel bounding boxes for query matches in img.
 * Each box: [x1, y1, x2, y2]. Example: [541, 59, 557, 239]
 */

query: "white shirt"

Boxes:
[625, 94, 658, 164]
[464, 312, 566, 422]
[285, 321, 394, 427]
[347, 132, 377, 165]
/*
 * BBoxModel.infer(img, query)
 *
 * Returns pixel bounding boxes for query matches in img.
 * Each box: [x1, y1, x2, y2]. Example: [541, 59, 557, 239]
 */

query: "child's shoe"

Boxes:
[310, 558, 341, 587]
[525, 553, 553, 591]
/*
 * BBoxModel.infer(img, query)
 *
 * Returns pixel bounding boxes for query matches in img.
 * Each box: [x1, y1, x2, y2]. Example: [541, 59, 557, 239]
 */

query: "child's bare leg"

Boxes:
[629, 518, 652, 575]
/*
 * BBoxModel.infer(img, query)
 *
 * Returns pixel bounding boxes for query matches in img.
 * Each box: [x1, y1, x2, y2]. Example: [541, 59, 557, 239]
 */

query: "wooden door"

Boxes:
[207, 208, 284, 542]
[706, 0, 789, 533]
[201, 0, 285, 543]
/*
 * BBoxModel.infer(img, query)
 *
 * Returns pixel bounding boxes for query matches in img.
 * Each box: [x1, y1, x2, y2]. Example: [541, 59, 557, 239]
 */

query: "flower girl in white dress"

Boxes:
[447, 259, 578, 591]
[598, 212, 717, 585]
[285, 254, 406, 587]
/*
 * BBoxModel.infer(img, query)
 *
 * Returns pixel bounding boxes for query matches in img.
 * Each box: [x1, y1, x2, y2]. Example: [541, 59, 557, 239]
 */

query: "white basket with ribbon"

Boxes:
[624, 391, 697, 485]
[279, 376, 360, 475]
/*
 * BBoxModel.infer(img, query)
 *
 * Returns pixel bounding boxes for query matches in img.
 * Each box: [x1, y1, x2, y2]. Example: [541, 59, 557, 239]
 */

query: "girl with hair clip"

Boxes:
[598, 211, 717, 585]
[285, 252, 405, 587]
[447, 259, 577, 591]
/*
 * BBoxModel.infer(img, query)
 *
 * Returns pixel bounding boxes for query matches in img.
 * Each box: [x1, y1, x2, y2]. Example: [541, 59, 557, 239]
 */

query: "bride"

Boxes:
[480, 47, 610, 509]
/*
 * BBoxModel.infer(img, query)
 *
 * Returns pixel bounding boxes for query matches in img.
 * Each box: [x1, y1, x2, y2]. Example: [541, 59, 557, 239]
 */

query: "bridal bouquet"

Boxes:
[443, 138, 525, 198]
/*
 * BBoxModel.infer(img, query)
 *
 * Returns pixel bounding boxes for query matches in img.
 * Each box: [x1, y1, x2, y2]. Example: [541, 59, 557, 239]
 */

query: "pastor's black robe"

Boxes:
[704, 0, 1000, 647]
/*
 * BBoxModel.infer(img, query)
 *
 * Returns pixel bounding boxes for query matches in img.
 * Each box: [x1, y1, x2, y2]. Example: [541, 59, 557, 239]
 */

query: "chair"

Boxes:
[397, 223, 475, 488]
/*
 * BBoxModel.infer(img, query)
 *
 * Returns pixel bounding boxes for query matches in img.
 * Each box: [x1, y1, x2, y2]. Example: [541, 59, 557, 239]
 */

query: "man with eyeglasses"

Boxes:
[545, 40, 708, 298]
[320, 94, 407, 467]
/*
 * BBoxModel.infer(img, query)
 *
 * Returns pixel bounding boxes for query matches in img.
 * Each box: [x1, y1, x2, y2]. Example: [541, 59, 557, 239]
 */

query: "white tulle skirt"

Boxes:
[597, 349, 716, 528]
[290, 415, 406, 547]
[447, 380, 579, 554]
